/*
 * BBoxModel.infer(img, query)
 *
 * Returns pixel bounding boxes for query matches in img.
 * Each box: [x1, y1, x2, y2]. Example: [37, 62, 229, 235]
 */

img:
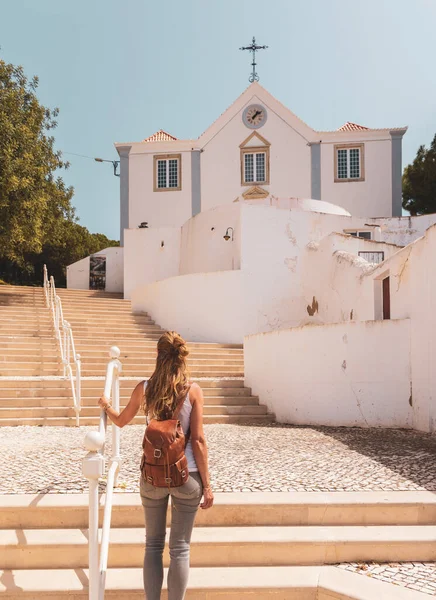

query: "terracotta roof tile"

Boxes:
[337, 122, 370, 132]
[143, 129, 178, 143]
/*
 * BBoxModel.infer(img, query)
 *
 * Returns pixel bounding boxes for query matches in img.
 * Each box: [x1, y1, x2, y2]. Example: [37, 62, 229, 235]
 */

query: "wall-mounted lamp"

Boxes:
[223, 227, 234, 241]
[161, 241, 164, 248]
[138, 222, 148, 229]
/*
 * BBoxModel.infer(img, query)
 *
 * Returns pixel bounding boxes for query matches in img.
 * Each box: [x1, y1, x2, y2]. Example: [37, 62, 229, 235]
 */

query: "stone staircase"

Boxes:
[0, 286, 272, 426]
[0, 491, 434, 598]
[0, 286, 60, 376]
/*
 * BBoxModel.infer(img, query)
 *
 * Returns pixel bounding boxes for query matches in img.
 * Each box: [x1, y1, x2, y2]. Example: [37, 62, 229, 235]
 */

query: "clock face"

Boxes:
[243, 104, 267, 129]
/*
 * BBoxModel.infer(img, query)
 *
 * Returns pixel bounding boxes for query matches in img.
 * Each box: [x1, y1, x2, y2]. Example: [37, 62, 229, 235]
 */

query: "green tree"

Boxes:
[0, 58, 119, 286]
[0, 59, 75, 266]
[402, 134, 436, 215]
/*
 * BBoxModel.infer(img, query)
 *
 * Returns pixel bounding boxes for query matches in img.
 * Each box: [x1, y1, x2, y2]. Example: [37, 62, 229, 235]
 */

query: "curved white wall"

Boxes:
[131, 270, 245, 344]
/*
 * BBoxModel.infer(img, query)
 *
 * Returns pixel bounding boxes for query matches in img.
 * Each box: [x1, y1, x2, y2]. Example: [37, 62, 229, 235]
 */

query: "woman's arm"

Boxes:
[189, 383, 214, 509]
[98, 380, 143, 428]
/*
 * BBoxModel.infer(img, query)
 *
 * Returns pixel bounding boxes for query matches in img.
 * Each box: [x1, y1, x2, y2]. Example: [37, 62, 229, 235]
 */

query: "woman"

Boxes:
[98, 331, 214, 600]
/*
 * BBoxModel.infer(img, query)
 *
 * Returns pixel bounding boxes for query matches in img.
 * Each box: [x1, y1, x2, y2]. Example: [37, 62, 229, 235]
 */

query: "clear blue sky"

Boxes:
[1, 0, 435, 240]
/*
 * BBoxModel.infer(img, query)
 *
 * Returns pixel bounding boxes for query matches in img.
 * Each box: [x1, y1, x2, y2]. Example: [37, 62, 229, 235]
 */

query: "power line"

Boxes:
[63, 151, 98, 160]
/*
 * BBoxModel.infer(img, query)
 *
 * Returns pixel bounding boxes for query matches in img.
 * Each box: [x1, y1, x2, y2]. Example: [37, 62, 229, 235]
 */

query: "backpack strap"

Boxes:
[143, 380, 149, 425]
[172, 394, 187, 421]
[172, 389, 192, 448]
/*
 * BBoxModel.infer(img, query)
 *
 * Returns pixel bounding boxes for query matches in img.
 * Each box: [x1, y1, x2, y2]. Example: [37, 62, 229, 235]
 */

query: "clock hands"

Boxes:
[251, 110, 261, 120]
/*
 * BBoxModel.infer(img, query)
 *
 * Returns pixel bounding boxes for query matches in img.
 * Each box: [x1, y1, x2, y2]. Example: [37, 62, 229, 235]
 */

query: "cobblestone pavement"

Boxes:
[338, 563, 436, 596]
[1, 422, 435, 494]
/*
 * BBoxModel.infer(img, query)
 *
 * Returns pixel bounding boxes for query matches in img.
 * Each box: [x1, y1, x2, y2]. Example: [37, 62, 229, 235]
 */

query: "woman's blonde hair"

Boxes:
[143, 331, 190, 420]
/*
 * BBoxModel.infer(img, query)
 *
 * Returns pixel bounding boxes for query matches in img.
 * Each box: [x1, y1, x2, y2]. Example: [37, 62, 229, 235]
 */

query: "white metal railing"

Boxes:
[43, 264, 82, 425]
[82, 346, 122, 600]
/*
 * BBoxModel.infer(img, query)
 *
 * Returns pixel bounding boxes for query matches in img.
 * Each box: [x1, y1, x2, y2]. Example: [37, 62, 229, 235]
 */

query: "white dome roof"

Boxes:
[278, 198, 351, 216]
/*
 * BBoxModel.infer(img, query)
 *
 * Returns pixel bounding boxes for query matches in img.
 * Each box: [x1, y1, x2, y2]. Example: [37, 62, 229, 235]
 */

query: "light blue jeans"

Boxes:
[140, 472, 203, 600]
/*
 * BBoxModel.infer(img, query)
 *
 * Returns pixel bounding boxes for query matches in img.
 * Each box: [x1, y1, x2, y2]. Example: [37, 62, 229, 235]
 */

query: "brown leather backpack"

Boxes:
[140, 394, 190, 488]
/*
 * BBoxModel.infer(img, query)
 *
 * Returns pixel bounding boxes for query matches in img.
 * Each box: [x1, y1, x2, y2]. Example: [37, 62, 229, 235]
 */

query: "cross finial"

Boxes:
[240, 36, 268, 83]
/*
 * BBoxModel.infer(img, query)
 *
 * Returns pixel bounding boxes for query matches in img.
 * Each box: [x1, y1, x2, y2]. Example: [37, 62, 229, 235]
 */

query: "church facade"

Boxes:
[66, 82, 436, 433]
[116, 82, 407, 244]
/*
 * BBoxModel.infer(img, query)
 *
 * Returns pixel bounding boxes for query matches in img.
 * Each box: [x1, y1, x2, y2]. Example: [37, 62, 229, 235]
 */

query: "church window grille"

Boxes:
[153, 154, 182, 191]
[334, 144, 364, 182]
[242, 150, 267, 184]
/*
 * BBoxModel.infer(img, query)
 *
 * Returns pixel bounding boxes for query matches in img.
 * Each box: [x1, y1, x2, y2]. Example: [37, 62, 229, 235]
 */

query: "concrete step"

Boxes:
[1, 525, 435, 569]
[0, 368, 62, 377]
[0, 395, 259, 407]
[1, 491, 434, 530]
[0, 316, 52, 324]
[0, 404, 267, 419]
[0, 355, 61, 362]
[59, 327, 163, 335]
[0, 379, 245, 389]
[0, 414, 274, 426]
[0, 565, 431, 600]
[0, 566, 317, 599]
[0, 386, 249, 398]
[79, 371, 245, 378]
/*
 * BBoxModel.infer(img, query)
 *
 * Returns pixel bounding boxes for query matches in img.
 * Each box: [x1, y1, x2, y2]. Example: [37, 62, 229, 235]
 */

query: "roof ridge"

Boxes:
[143, 129, 178, 143]
[337, 122, 370, 132]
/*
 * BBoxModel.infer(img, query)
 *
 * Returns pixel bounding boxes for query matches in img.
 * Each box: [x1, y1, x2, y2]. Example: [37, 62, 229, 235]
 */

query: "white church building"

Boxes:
[67, 82, 436, 434]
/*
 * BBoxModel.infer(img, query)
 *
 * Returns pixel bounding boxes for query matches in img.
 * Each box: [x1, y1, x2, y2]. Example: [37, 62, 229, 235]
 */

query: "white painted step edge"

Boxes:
[0, 566, 429, 599]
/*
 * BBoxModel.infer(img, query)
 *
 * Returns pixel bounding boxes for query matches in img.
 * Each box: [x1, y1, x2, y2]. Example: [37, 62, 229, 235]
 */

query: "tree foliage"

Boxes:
[0, 59, 118, 286]
[402, 134, 436, 216]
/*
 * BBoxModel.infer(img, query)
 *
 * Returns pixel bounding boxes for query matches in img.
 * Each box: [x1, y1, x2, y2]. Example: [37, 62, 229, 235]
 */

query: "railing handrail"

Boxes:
[43, 265, 81, 425]
[83, 346, 122, 600]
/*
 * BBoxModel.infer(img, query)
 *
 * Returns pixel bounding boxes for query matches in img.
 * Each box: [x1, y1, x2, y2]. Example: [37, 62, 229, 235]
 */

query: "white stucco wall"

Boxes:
[66, 256, 90, 290]
[131, 270, 245, 344]
[370, 214, 436, 247]
[357, 225, 436, 432]
[66, 247, 123, 293]
[127, 203, 416, 342]
[123, 227, 181, 300]
[320, 138, 392, 218]
[127, 148, 192, 230]
[245, 319, 412, 428]
[299, 232, 400, 325]
[179, 203, 241, 275]
[201, 94, 311, 212]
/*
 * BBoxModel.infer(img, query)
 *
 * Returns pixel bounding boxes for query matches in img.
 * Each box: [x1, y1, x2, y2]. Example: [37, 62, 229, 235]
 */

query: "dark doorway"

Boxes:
[382, 276, 390, 320]
[89, 255, 106, 290]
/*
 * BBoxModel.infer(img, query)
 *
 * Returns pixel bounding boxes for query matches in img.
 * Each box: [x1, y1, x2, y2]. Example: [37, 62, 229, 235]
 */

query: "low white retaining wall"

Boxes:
[131, 270, 245, 344]
[245, 319, 412, 428]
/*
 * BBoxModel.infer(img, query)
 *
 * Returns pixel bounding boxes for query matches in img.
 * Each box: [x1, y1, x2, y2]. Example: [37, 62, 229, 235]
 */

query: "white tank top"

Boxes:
[143, 382, 198, 472]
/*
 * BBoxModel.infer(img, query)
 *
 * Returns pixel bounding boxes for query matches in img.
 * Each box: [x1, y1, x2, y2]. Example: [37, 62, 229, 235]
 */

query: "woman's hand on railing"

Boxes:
[98, 395, 112, 412]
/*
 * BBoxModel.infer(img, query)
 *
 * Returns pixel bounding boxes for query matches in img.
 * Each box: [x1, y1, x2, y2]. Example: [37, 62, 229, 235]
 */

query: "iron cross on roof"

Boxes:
[240, 36, 268, 83]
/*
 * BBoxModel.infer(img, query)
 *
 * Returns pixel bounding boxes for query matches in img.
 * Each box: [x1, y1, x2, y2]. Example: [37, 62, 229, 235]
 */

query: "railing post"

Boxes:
[110, 350, 122, 486]
[76, 353, 81, 427]
[83, 432, 105, 600]
[55, 298, 60, 340]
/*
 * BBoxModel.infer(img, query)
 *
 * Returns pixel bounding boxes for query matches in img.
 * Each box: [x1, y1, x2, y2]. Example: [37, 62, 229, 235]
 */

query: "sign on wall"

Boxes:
[89, 255, 106, 290]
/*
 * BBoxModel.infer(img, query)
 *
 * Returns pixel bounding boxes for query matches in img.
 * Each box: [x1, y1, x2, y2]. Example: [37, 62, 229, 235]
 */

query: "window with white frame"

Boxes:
[335, 144, 364, 182]
[242, 149, 268, 184]
[153, 154, 181, 191]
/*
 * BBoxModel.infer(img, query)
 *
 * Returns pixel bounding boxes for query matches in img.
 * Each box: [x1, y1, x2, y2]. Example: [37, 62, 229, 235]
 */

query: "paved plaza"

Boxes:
[338, 562, 436, 596]
[2, 421, 435, 494]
